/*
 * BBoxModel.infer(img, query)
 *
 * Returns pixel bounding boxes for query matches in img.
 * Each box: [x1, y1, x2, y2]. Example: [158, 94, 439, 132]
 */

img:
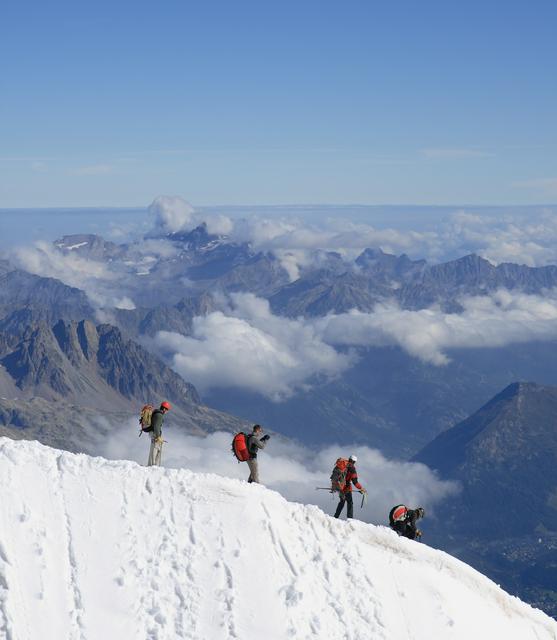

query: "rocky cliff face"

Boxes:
[1, 319, 200, 409]
[95, 322, 200, 405]
[0, 267, 94, 322]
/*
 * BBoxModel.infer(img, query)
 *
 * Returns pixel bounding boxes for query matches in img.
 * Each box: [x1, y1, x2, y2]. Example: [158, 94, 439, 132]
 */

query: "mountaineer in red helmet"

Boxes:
[147, 401, 171, 467]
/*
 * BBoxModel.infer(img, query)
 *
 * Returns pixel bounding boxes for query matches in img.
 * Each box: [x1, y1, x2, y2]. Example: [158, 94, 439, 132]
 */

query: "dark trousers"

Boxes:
[391, 522, 418, 540]
[334, 492, 353, 519]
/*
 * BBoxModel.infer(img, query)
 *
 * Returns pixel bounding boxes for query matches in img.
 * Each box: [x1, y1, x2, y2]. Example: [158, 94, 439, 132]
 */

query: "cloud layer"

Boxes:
[315, 290, 557, 366]
[155, 289, 557, 396]
[146, 197, 557, 275]
[12, 240, 131, 309]
[155, 293, 353, 400]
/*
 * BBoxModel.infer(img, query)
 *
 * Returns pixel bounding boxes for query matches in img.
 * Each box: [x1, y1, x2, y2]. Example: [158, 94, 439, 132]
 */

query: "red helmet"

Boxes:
[160, 401, 171, 411]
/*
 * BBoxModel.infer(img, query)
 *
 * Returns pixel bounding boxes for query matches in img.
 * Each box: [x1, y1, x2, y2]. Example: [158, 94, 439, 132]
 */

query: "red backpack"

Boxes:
[330, 458, 349, 492]
[232, 432, 251, 462]
[392, 505, 408, 523]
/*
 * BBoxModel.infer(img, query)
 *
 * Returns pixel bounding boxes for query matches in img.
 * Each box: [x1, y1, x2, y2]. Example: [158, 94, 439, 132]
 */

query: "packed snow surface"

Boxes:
[0, 438, 555, 640]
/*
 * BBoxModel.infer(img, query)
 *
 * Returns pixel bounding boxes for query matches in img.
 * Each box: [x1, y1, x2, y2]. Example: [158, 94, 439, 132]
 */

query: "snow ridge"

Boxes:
[0, 438, 555, 640]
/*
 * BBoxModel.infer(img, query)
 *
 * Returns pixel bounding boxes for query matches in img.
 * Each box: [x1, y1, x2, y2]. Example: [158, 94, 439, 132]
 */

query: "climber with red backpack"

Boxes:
[231, 424, 270, 484]
[332, 455, 367, 519]
[388, 505, 425, 540]
[139, 401, 171, 467]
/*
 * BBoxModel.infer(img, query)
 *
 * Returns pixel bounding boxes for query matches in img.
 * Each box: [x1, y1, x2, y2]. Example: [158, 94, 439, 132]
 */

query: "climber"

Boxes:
[147, 401, 171, 467]
[333, 455, 367, 519]
[388, 505, 425, 540]
[247, 424, 270, 484]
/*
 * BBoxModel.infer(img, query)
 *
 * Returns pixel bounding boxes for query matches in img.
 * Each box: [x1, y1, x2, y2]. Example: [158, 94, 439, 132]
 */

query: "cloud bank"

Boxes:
[11, 240, 133, 309]
[315, 290, 557, 366]
[155, 290, 557, 396]
[155, 293, 354, 400]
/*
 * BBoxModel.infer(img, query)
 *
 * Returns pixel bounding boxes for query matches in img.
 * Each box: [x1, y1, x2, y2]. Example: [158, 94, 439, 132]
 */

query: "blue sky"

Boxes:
[1, 0, 556, 207]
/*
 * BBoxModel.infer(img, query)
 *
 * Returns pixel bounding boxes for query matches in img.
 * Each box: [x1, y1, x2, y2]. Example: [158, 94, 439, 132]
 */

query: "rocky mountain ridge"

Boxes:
[1, 318, 200, 408]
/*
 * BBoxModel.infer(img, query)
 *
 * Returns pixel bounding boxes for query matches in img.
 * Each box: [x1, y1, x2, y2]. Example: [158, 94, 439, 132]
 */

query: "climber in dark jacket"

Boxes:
[389, 505, 425, 540]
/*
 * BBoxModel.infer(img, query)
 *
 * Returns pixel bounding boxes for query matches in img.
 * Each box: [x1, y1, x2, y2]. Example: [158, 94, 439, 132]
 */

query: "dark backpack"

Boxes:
[232, 432, 251, 462]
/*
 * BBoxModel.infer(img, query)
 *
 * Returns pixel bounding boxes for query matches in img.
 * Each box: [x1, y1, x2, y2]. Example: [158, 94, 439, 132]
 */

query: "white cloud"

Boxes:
[153, 289, 557, 397]
[11, 241, 133, 310]
[232, 207, 557, 270]
[146, 196, 557, 270]
[114, 296, 136, 310]
[204, 213, 234, 236]
[148, 195, 234, 236]
[439, 209, 557, 267]
[155, 293, 354, 400]
[134, 238, 180, 259]
[149, 195, 196, 233]
[99, 425, 459, 526]
[14, 240, 114, 284]
[314, 290, 557, 366]
[271, 249, 319, 282]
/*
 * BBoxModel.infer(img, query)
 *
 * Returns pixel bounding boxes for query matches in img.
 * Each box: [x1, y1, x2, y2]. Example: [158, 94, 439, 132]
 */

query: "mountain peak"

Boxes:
[167, 222, 224, 251]
[414, 382, 557, 536]
[54, 234, 124, 260]
[484, 380, 549, 407]
[355, 247, 426, 279]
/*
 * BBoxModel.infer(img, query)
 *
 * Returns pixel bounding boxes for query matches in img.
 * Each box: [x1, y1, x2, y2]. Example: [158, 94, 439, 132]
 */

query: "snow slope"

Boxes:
[0, 439, 555, 640]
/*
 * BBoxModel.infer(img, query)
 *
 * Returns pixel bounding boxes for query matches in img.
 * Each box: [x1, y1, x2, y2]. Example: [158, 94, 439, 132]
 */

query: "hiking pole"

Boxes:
[316, 487, 334, 492]
[360, 491, 368, 509]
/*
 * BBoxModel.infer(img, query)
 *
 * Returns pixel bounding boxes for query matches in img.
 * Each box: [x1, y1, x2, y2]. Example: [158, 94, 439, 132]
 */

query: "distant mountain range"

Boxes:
[52, 226, 557, 316]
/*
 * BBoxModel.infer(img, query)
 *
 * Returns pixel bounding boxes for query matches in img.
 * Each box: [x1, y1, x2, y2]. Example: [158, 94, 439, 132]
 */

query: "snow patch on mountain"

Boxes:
[0, 438, 555, 640]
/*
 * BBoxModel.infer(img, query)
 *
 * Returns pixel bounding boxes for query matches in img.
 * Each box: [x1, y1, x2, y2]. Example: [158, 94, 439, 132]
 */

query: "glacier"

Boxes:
[0, 438, 555, 640]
